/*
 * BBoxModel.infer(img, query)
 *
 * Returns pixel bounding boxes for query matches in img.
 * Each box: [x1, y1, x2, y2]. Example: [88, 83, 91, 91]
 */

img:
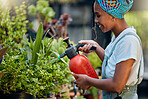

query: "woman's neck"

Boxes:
[112, 19, 129, 38]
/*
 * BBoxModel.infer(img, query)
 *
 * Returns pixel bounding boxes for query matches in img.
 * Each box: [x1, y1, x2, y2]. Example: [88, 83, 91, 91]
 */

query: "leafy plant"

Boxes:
[0, 2, 28, 47]
[88, 87, 98, 99]
[28, 0, 55, 23]
[44, 13, 72, 39]
[0, 23, 71, 98]
[87, 52, 102, 69]
[31, 23, 43, 65]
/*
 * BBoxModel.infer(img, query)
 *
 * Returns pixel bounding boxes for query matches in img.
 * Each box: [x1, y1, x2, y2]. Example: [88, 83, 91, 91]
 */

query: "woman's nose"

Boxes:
[94, 17, 99, 23]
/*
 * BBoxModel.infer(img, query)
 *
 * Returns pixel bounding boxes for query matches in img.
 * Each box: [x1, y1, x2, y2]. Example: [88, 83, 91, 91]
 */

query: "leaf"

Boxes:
[47, 8, 55, 17]
[23, 33, 29, 45]
[26, 46, 32, 61]
[31, 23, 43, 65]
[30, 36, 34, 49]
[28, 5, 36, 15]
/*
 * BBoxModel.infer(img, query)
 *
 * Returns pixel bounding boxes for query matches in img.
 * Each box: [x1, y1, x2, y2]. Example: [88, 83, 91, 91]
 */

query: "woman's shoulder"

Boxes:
[119, 33, 140, 46]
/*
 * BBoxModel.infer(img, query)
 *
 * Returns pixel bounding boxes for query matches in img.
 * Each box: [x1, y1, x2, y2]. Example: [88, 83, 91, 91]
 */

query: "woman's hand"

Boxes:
[71, 72, 90, 90]
[78, 40, 105, 62]
[78, 40, 98, 53]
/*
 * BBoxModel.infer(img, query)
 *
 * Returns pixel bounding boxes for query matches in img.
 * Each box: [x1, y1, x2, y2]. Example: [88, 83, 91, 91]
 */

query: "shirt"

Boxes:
[104, 27, 144, 86]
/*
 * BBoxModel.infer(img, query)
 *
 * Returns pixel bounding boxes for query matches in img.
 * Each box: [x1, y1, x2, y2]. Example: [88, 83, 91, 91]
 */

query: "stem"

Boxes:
[48, 31, 54, 37]
[44, 28, 54, 37]
[51, 26, 56, 36]
[0, 72, 6, 79]
[37, 13, 41, 23]
[9, 73, 17, 90]
[64, 25, 67, 38]
[61, 32, 64, 38]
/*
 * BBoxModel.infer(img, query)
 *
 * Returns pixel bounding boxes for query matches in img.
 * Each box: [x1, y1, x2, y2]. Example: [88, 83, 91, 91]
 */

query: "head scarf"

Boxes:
[97, 0, 133, 19]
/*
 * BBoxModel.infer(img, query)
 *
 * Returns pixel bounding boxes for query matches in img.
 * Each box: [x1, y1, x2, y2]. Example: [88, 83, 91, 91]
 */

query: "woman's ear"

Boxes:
[112, 16, 116, 22]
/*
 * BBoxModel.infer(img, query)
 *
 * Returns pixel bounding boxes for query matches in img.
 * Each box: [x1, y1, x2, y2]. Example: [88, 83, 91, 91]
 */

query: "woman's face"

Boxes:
[94, 2, 115, 32]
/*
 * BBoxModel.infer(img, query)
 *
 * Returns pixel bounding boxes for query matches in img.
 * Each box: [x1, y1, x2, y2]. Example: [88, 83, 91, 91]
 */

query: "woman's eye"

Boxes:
[96, 15, 100, 18]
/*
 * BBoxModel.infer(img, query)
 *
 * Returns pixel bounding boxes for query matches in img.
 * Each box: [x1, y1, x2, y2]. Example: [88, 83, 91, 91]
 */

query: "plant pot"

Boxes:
[0, 91, 35, 99]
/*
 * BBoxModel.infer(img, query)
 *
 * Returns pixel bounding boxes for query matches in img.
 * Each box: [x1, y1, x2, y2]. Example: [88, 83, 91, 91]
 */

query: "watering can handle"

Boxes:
[76, 43, 96, 51]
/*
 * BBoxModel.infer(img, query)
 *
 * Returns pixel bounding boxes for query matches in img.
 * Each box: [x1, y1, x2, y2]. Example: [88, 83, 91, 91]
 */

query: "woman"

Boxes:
[72, 0, 144, 99]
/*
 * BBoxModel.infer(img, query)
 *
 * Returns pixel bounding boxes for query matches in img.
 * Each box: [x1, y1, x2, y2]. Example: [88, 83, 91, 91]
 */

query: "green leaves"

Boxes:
[42, 7, 55, 17]
[87, 52, 102, 69]
[31, 23, 43, 65]
[0, 2, 28, 48]
[28, 0, 55, 23]
[1, 29, 71, 98]
[0, 1, 71, 98]
[28, 5, 36, 15]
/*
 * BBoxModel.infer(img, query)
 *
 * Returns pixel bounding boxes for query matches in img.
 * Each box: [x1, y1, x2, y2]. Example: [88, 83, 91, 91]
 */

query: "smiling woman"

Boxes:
[73, 0, 144, 99]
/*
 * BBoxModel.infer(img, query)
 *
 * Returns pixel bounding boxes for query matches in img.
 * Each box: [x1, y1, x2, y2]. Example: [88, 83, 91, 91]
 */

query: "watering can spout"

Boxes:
[58, 53, 66, 59]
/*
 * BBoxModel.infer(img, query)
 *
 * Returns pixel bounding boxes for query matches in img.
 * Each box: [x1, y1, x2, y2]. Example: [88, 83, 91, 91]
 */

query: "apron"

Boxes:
[102, 32, 142, 99]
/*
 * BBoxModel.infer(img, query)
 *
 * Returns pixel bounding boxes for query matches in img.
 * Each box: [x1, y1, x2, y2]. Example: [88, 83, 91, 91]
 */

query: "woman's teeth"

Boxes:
[99, 25, 102, 28]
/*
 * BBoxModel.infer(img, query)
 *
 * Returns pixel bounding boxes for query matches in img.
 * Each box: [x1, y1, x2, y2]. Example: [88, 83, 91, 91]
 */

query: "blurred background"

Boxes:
[0, 0, 148, 99]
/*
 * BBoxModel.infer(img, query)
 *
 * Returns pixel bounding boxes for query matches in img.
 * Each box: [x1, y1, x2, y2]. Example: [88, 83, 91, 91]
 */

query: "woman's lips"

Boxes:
[98, 24, 103, 29]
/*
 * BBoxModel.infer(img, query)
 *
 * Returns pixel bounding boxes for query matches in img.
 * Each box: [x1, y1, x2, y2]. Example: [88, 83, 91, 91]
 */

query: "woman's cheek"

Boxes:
[102, 26, 111, 33]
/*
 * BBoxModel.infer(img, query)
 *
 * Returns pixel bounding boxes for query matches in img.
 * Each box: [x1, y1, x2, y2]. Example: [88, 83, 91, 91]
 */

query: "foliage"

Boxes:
[52, 38, 67, 55]
[51, 38, 69, 63]
[87, 52, 102, 69]
[0, 23, 71, 98]
[28, 0, 73, 40]
[31, 23, 43, 65]
[125, 11, 148, 49]
[88, 87, 98, 99]
[0, 2, 28, 46]
[43, 13, 72, 40]
[28, 0, 55, 22]
[0, 2, 71, 97]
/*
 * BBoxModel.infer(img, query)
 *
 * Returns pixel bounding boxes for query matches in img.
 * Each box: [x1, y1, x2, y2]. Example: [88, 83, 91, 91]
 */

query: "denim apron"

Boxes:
[102, 32, 142, 99]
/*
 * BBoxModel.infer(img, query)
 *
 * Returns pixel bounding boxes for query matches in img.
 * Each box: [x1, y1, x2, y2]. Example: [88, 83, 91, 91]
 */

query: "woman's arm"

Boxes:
[78, 40, 105, 61]
[73, 59, 135, 93]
